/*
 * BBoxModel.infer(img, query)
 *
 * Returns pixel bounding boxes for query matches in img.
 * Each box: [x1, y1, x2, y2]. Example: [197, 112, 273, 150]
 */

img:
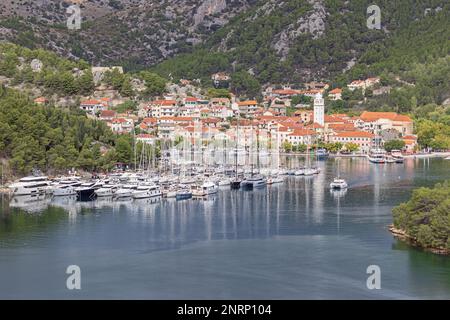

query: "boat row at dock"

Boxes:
[8, 167, 308, 202]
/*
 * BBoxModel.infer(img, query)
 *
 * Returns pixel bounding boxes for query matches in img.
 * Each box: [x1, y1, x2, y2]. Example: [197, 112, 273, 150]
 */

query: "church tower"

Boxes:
[313, 93, 325, 126]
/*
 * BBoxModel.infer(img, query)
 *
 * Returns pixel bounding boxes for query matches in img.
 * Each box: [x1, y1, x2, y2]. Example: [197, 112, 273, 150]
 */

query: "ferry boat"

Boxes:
[241, 174, 267, 189]
[9, 176, 51, 196]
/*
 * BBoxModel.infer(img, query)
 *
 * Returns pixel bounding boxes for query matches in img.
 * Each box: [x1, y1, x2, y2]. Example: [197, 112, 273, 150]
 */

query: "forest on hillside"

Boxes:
[392, 181, 450, 254]
[0, 86, 136, 176]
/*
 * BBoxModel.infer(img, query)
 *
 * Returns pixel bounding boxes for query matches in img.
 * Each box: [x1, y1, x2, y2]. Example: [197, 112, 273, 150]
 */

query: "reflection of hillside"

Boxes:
[0, 200, 67, 240]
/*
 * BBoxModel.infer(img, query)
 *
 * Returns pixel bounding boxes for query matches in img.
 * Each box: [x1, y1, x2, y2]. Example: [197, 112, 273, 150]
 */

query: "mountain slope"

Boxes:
[0, 0, 259, 70]
[154, 0, 449, 85]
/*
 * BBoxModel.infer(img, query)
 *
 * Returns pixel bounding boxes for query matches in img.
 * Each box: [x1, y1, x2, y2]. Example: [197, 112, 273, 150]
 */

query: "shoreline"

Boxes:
[389, 225, 449, 256]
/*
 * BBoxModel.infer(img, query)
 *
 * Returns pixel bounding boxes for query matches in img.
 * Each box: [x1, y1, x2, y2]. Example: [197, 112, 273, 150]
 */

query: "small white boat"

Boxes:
[294, 168, 305, 176]
[330, 178, 348, 190]
[303, 168, 316, 176]
[384, 155, 396, 163]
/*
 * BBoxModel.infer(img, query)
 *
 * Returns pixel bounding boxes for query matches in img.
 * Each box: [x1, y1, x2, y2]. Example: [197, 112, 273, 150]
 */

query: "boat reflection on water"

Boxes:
[9, 194, 51, 213]
[133, 196, 162, 207]
[330, 188, 348, 199]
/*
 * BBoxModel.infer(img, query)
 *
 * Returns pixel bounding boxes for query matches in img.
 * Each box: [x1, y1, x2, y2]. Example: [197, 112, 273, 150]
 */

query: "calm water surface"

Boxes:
[0, 157, 449, 299]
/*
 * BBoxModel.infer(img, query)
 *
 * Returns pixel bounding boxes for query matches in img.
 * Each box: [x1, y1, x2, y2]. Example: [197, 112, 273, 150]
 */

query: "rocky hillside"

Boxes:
[154, 0, 449, 84]
[0, 0, 258, 69]
[0, 0, 449, 87]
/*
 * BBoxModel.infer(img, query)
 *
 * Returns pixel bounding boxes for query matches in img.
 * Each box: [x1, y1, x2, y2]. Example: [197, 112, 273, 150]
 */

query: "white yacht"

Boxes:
[192, 181, 218, 196]
[53, 180, 80, 196]
[241, 175, 267, 189]
[368, 149, 386, 163]
[95, 184, 119, 197]
[330, 178, 348, 190]
[9, 176, 51, 196]
[114, 184, 138, 199]
[132, 184, 162, 199]
[390, 150, 405, 163]
[330, 159, 347, 190]
[294, 168, 305, 176]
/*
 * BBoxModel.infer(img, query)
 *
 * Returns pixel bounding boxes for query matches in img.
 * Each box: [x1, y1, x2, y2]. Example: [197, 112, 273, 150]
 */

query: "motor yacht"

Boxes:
[132, 184, 162, 199]
[53, 180, 81, 196]
[192, 181, 218, 196]
[114, 184, 138, 199]
[9, 176, 51, 196]
[95, 184, 119, 197]
[241, 174, 267, 189]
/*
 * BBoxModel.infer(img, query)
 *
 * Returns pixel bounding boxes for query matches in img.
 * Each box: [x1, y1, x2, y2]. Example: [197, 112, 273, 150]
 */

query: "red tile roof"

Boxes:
[81, 99, 102, 105]
[237, 100, 258, 106]
[288, 129, 315, 136]
[335, 131, 374, 138]
[329, 88, 342, 94]
[100, 110, 116, 117]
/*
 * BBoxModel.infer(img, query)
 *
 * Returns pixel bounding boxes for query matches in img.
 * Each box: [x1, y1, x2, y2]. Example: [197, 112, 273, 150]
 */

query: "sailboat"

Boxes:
[304, 147, 319, 176]
[330, 159, 348, 190]
[231, 114, 242, 189]
[241, 123, 267, 189]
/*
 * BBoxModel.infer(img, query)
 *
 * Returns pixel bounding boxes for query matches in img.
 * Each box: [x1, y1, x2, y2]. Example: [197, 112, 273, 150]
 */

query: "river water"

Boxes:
[0, 157, 449, 299]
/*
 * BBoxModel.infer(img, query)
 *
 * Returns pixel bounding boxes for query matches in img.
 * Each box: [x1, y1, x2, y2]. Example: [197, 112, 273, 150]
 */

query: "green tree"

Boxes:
[115, 135, 133, 164]
[345, 142, 359, 153]
[384, 139, 405, 152]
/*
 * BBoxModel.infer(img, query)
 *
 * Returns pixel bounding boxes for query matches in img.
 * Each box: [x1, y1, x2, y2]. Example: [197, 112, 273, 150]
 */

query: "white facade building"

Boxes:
[313, 93, 325, 127]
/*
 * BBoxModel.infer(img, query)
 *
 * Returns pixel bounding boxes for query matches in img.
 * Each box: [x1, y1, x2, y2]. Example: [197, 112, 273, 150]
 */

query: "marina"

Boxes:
[0, 157, 449, 299]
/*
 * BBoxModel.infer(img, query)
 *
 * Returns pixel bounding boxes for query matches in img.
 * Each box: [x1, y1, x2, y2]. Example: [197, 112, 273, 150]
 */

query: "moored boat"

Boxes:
[241, 174, 267, 189]
[330, 178, 348, 190]
[9, 176, 51, 196]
